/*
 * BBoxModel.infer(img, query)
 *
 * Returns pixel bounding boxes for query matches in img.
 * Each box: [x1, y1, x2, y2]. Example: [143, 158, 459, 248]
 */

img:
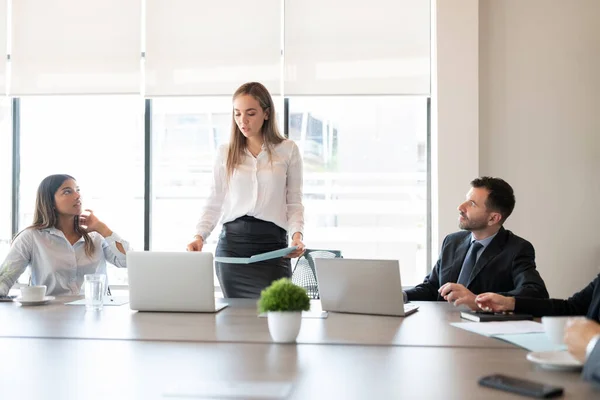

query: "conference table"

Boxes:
[0, 297, 595, 399]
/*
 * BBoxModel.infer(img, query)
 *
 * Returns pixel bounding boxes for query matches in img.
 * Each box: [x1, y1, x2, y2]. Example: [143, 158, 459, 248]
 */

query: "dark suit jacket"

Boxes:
[514, 274, 600, 319]
[405, 227, 549, 301]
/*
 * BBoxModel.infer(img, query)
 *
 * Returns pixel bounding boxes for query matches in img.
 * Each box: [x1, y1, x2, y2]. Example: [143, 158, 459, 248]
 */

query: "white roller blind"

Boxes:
[145, 0, 282, 96]
[10, 0, 142, 95]
[284, 0, 430, 95]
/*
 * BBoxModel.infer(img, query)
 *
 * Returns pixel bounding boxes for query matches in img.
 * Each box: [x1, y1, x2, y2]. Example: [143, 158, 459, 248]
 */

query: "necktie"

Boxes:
[457, 242, 484, 286]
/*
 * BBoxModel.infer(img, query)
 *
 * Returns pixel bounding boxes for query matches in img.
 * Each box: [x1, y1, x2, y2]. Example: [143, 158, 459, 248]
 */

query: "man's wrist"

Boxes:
[586, 334, 600, 360]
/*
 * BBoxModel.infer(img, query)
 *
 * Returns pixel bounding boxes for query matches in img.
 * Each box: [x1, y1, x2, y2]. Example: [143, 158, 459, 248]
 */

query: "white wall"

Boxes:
[432, 0, 479, 254]
[478, 0, 600, 297]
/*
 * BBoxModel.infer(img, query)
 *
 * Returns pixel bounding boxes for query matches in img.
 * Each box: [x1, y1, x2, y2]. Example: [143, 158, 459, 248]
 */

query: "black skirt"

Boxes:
[215, 215, 292, 298]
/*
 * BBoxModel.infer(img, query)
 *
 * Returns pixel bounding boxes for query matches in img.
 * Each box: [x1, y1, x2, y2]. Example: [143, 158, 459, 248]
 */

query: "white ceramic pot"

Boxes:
[267, 311, 302, 343]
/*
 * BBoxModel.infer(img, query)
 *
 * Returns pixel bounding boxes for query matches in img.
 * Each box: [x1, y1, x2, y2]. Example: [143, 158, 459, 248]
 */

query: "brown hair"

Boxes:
[226, 82, 285, 180]
[22, 174, 95, 257]
[471, 176, 516, 224]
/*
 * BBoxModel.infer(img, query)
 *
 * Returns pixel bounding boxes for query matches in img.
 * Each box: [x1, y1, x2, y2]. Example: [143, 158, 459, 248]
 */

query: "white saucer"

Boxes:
[15, 296, 55, 306]
[526, 350, 583, 371]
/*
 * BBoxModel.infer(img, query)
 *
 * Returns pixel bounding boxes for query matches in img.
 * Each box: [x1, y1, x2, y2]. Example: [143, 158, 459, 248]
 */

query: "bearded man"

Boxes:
[404, 177, 549, 308]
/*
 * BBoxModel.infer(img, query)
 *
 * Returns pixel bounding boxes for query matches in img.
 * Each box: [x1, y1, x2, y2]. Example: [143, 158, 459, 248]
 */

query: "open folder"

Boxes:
[214, 246, 297, 264]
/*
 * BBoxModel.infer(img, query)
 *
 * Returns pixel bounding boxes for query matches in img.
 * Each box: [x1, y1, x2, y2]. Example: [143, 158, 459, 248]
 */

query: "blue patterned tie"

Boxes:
[457, 242, 484, 286]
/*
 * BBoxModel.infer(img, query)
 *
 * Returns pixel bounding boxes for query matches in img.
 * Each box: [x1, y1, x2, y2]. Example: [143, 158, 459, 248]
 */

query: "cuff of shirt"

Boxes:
[195, 232, 208, 242]
[289, 228, 303, 239]
[104, 232, 124, 244]
[586, 334, 600, 360]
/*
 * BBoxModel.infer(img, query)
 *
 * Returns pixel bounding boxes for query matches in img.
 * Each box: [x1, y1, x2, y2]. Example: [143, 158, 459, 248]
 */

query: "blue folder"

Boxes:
[214, 246, 298, 264]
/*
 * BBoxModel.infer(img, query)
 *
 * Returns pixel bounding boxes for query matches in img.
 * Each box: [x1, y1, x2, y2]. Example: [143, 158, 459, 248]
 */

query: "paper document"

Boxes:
[65, 296, 129, 306]
[450, 320, 545, 337]
[494, 332, 567, 352]
[215, 246, 297, 264]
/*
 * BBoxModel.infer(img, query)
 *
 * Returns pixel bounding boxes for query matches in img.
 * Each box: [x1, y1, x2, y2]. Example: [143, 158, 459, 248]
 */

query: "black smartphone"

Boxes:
[479, 374, 564, 398]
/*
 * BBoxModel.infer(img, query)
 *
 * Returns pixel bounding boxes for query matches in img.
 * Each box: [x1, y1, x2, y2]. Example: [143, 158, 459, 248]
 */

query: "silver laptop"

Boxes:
[127, 251, 227, 313]
[314, 258, 418, 317]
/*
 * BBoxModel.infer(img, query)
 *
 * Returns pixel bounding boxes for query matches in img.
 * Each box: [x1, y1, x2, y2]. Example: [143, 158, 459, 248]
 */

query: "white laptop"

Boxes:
[127, 251, 228, 313]
[314, 258, 418, 317]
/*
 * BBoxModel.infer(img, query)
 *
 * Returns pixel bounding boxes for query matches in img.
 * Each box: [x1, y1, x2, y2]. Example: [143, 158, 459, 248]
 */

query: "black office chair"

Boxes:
[291, 249, 342, 299]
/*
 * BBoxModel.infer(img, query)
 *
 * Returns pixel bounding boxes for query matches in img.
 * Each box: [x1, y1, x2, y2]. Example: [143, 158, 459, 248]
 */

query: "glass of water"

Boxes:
[84, 274, 106, 311]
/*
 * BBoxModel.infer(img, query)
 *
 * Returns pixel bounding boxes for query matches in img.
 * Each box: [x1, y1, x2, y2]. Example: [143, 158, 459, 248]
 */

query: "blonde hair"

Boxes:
[226, 82, 285, 180]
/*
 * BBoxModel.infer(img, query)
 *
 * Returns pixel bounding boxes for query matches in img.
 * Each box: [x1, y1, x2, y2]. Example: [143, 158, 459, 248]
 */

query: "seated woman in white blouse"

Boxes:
[187, 82, 305, 298]
[0, 174, 129, 296]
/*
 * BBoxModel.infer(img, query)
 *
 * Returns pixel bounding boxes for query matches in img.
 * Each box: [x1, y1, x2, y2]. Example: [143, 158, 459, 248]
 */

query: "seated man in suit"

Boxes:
[404, 177, 548, 308]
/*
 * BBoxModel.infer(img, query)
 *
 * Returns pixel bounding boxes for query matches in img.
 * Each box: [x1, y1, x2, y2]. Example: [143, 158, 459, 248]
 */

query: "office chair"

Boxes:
[291, 249, 342, 299]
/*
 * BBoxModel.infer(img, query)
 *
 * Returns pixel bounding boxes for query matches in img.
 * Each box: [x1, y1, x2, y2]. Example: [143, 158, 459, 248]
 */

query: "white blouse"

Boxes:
[196, 139, 304, 241]
[0, 227, 129, 296]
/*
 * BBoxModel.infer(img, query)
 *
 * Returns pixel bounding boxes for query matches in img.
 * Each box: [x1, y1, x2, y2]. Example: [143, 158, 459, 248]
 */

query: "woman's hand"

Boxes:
[187, 236, 204, 252]
[475, 292, 516, 312]
[286, 233, 305, 258]
[79, 209, 111, 237]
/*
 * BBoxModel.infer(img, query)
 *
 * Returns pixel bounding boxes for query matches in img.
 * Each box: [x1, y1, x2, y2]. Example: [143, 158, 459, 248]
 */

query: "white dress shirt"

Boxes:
[196, 139, 304, 241]
[0, 227, 129, 296]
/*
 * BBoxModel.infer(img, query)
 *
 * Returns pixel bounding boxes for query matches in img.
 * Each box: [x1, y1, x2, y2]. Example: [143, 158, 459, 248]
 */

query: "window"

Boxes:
[150, 97, 283, 254]
[150, 97, 231, 254]
[18, 96, 144, 285]
[0, 98, 11, 263]
[288, 97, 428, 285]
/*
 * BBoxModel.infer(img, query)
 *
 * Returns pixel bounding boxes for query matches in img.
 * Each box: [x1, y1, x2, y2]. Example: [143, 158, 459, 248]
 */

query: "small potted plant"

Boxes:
[258, 278, 310, 343]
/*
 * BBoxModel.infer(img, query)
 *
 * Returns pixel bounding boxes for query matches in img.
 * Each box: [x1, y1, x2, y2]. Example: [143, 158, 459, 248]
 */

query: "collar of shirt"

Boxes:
[42, 227, 86, 243]
[245, 143, 267, 157]
[470, 231, 497, 249]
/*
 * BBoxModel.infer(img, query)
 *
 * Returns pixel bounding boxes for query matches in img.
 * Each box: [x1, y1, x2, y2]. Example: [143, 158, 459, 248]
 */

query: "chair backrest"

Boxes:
[292, 249, 342, 299]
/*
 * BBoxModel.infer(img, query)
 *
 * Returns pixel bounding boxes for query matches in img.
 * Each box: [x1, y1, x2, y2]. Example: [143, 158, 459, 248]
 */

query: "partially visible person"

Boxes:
[0, 174, 129, 296]
[405, 177, 548, 309]
[565, 319, 600, 386]
[475, 274, 600, 319]
[476, 273, 600, 386]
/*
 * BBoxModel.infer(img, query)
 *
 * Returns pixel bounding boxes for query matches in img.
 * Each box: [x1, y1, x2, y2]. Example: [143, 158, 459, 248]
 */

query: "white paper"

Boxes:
[450, 320, 545, 336]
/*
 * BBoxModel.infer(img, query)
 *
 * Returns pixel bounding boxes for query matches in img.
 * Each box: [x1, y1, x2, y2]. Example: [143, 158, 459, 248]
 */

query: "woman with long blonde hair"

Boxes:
[187, 82, 305, 298]
[0, 174, 129, 296]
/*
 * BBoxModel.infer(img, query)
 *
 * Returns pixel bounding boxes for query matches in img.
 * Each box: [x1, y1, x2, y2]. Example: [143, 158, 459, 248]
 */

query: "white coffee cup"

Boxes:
[542, 316, 571, 345]
[20, 285, 47, 302]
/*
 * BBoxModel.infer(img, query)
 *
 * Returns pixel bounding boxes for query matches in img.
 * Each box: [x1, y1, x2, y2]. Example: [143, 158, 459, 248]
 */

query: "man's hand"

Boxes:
[475, 293, 516, 312]
[439, 283, 478, 309]
[565, 318, 600, 363]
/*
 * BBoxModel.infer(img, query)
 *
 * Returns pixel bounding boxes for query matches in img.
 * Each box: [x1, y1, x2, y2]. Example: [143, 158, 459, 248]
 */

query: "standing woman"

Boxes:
[0, 174, 129, 296]
[187, 82, 305, 298]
